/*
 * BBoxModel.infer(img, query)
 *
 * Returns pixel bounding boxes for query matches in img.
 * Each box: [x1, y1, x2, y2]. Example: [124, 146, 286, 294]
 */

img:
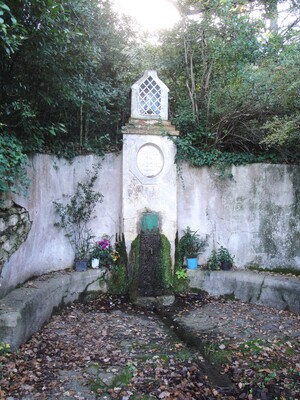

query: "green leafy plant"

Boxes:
[175, 268, 188, 280]
[0, 343, 11, 356]
[207, 249, 219, 270]
[53, 165, 103, 261]
[179, 227, 208, 258]
[207, 246, 234, 270]
[0, 134, 29, 199]
[217, 246, 234, 264]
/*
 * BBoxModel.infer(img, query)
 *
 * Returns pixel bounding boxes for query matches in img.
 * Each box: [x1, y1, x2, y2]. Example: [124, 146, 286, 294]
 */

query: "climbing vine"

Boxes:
[170, 132, 288, 170]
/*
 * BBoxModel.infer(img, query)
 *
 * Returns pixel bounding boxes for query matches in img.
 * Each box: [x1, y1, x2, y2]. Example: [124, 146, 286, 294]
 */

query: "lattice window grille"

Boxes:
[138, 77, 161, 116]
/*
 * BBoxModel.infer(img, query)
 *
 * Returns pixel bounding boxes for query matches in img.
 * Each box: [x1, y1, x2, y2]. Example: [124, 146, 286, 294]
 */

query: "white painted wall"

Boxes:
[178, 163, 300, 269]
[0, 154, 122, 297]
[1, 154, 299, 298]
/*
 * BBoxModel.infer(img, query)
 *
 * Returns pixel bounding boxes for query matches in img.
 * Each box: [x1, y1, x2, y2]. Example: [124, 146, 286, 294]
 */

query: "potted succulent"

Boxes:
[217, 246, 234, 270]
[180, 227, 208, 270]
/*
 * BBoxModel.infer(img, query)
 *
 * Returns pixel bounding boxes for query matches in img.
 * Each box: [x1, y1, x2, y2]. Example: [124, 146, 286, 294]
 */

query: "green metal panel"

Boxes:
[141, 212, 159, 233]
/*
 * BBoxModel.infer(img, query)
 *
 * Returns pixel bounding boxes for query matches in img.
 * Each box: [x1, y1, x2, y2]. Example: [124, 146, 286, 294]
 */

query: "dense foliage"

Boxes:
[1, 0, 144, 152]
[1, 0, 299, 197]
[157, 0, 300, 166]
[0, 134, 29, 197]
[0, 0, 142, 196]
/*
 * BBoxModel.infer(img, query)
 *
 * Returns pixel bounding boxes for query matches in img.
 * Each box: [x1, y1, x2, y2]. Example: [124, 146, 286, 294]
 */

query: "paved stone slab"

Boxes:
[188, 270, 300, 313]
[0, 269, 107, 349]
[175, 300, 300, 342]
[2, 301, 232, 399]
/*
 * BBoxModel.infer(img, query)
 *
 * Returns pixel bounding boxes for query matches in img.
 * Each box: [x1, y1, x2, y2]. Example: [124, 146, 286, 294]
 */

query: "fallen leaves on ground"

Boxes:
[0, 294, 299, 400]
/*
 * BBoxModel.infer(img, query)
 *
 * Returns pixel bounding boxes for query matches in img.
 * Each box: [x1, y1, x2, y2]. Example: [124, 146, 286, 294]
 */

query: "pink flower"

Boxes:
[98, 239, 111, 250]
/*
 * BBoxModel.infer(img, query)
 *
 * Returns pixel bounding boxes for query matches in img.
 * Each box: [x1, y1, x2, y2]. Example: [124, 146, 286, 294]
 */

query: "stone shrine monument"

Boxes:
[131, 69, 169, 120]
[122, 70, 179, 270]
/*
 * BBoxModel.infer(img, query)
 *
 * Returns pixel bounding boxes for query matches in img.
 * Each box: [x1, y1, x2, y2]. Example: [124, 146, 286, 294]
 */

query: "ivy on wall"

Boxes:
[0, 135, 29, 200]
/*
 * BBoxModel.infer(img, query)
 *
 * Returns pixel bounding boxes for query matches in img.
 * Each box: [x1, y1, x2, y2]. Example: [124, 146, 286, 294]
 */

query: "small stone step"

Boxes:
[133, 295, 175, 309]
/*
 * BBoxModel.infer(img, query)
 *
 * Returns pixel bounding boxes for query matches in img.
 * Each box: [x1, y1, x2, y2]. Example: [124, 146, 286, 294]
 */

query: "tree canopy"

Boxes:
[0, 0, 142, 154]
[156, 0, 300, 166]
[0, 0, 299, 196]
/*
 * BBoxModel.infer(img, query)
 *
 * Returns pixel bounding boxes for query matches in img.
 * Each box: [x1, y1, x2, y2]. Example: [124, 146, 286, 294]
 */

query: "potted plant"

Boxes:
[90, 242, 101, 268]
[180, 227, 208, 270]
[207, 249, 219, 270]
[53, 165, 103, 272]
[91, 236, 115, 268]
[217, 246, 234, 270]
[74, 234, 94, 271]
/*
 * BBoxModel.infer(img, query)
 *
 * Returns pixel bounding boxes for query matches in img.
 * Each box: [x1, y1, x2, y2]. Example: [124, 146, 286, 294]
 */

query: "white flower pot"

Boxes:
[91, 258, 99, 268]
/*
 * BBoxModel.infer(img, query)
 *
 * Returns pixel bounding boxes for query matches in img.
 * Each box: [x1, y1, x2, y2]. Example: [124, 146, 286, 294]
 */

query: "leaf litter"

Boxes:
[0, 293, 299, 399]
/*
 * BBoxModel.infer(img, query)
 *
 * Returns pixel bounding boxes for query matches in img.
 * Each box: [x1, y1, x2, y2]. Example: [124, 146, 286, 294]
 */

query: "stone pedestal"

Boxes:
[122, 119, 179, 263]
[122, 70, 179, 266]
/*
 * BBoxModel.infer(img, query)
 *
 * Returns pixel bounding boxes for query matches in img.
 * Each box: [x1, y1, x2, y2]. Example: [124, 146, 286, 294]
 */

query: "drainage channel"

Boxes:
[153, 296, 234, 394]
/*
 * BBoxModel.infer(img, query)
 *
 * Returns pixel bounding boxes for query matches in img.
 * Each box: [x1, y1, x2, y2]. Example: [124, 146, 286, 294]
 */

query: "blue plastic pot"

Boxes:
[75, 259, 88, 272]
[187, 258, 198, 270]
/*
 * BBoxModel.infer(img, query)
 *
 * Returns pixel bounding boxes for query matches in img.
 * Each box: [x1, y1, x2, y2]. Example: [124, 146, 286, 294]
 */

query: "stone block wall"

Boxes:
[0, 199, 32, 275]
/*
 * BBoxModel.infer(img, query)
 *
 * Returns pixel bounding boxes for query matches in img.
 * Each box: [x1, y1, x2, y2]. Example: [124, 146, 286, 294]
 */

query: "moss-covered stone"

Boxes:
[108, 265, 128, 295]
[128, 235, 141, 299]
[0, 201, 32, 274]
[160, 234, 173, 291]
[129, 233, 173, 300]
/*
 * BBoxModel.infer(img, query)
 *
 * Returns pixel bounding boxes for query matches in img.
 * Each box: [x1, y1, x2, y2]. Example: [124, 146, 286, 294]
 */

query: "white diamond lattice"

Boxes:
[138, 77, 161, 116]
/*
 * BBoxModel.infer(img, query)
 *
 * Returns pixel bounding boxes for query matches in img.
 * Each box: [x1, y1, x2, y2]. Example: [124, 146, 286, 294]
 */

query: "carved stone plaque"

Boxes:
[137, 144, 164, 178]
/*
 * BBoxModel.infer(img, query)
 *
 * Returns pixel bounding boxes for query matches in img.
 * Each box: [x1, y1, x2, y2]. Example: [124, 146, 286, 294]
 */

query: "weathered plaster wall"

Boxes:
[122, 134, 177, 260]
[1, 155, 299, 299]
[0, 154, 122, 298]
[178, 163, 300, 269]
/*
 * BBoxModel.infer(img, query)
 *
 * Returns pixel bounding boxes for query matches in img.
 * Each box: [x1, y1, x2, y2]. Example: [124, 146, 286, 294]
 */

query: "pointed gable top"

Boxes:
[131, 70, 169, 121]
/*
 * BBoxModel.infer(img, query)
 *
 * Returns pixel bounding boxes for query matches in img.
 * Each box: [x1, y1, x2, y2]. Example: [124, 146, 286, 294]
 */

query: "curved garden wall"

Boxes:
[0, 154, 122, 298]
[188, 270, 300, 314]
[1, 155, 299, 299]
[178, 163, 300, 269]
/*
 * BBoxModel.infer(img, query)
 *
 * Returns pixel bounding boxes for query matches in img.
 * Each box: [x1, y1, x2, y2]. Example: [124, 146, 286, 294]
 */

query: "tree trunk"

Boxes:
[264, 0, 278, 33]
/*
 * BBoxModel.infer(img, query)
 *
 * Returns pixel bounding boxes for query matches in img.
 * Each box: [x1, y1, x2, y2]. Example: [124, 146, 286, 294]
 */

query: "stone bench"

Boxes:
[188, 270, 300, 314]
[0, 269, 107, 349]
[1, 269, 299, 351]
